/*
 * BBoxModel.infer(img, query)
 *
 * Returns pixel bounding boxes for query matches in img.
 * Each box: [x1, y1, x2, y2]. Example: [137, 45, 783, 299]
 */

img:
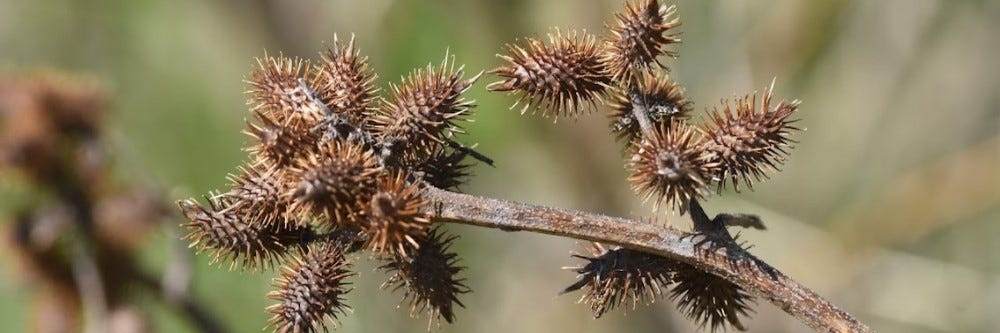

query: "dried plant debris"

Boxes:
[177, 0, 806, 331]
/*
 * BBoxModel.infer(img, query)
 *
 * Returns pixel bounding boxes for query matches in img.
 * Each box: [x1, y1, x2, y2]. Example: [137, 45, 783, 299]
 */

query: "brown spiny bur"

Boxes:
[603, 0, 681, 83]
[561, 243, 677, 318]
[670, 263, 754, 332]
[316, 34, 378, 126]
[609, 72, 691, 145]
[361, 172, 430, 257]
[244, 111, 320, 167]
[702, 82, 800, 191]
[628, 121, 716, 213]
[247, 55, 325, 124]
[285, 140, 380, 226]
[224, 164, 299, 228]
[413, 148, 471, 190]
[179, 196, 312, 270]
[266, 243, 355, 333]
[488, 30, 610, 118]
[371, 54, 479, 156]
[379, 227, 468, 328]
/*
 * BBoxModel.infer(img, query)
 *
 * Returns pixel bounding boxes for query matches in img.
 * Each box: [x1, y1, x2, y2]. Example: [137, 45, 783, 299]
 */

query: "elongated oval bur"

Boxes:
[316, 34, 379, 126]
[247, 55, 326, 124]
[178, 195, 311, 270]
[603, 0, 681, 83]
[701, 81, 801, 192]
[371, 52, 480, 161]
[488, 29, 610, 119]
[223, 163, 300, 228]
[266, 243, 355, 333]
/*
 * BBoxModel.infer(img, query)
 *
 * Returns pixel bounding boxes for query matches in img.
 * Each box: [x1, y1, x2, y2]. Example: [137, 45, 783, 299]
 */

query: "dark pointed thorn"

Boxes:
[446, 139, 495, 167]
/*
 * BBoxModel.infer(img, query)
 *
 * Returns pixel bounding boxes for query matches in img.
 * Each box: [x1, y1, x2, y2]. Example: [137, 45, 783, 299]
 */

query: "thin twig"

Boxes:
[69, 236, 108, 333]
[54, 169, 108, 333]
[421, 186, 872, 333]
[135, 273, 227, 333]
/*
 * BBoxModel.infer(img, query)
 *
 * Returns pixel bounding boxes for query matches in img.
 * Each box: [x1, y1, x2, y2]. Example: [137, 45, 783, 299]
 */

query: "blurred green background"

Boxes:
[1, 0, 998, 332]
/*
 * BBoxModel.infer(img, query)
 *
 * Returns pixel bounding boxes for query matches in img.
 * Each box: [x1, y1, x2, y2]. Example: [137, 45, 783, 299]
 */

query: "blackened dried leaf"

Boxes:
[379, 227, 468, 328]
[562, 243, 678, 318]
[670, 263, 755, 332]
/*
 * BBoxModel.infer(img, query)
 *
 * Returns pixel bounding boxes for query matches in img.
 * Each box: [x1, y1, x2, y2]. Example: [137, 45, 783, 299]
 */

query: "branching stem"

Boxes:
[421, 186, 872, 333]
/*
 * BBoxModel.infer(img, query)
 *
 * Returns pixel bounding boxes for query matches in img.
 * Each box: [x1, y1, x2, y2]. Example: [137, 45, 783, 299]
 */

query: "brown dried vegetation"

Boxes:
[175, 1, 818, 332]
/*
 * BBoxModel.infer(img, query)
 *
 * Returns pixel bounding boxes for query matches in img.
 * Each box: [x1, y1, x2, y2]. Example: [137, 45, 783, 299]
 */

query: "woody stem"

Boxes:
[422, 185, 872, 333]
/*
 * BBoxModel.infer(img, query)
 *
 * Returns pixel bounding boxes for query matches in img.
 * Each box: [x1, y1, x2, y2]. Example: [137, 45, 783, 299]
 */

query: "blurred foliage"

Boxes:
[1, 0, 998, 332]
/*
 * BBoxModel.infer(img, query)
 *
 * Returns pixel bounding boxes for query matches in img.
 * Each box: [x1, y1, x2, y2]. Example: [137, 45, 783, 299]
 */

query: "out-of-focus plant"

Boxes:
[0, 72, 223, 333]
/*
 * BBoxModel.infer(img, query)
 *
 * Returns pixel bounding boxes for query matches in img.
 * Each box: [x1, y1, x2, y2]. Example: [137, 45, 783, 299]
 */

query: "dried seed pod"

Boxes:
[670, 263, 754, 332]
[379, 227, 468, 328]
[488, 29, 610, 118]
[244, 111, 320, 167]
[361, 172, 431, 257]
[285, 140, 380, 226]
[603, 0, 681, 83]
[628, 121, 717, 213]
[561, 243, 677, 318]
[702, 82, 800, 191]
[315, 34, 378, 128]
[179, 196, 312, 270]
[371, 53, 479, 157]
[224, 163, 299, 228]
[266, 243, 355, 333]
[608, 72, 691, 146]
[247, 55, 326, 124]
